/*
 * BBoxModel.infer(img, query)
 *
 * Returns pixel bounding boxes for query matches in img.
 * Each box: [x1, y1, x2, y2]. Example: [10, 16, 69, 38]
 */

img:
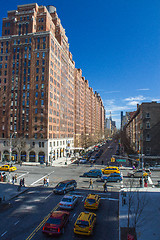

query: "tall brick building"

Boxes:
[125, 102, 160, 164]
[0, 3, 105, 163]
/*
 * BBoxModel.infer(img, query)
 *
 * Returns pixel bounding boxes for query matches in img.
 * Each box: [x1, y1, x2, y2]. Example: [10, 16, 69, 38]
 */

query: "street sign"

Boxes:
[116, 159, 126, 162]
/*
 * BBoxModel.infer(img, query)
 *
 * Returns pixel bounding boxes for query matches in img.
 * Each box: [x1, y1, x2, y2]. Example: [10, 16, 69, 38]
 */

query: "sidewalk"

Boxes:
[119, 186, 160, 240]
[0, 182, 28, 202]
[21, 156, 76, 167]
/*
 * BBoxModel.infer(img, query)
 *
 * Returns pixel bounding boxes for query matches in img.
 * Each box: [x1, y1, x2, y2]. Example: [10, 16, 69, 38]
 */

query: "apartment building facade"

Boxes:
[0, 3, 105, 163]
[125, 102, 160, 160]
[74, 69, 105, 148]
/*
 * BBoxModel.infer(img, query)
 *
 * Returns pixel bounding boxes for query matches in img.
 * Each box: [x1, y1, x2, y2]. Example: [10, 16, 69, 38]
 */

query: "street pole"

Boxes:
[141, 154, 144, 188]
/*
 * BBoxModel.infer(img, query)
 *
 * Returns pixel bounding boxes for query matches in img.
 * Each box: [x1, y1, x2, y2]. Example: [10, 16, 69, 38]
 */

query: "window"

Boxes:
[36, 84, 38, 89]
[36, 76, 38, 81]
[39, 142, 41, 147]
[146, 122, 150, 129]
[146, 147, 151, 155]
[35, 108, 38, 114]
[36, 68, 39, 73]
[35, 92, 38, 97]
[42, 142, 44, 147]
[37, 53, 39, 58]
[146, 112, 150, 118]
[34, 134, 37, 139]
[146, 134, 150, 141]
[41, 100, 44, 105]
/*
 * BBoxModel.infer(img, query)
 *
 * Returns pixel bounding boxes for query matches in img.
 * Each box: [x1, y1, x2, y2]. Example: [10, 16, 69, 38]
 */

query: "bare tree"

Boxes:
[123, 178, 148, 231]
[12, 137, 26, 163]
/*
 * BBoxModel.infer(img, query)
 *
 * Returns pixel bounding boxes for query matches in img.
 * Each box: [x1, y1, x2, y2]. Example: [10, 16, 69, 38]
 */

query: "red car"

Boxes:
[42, 211, 70, 235]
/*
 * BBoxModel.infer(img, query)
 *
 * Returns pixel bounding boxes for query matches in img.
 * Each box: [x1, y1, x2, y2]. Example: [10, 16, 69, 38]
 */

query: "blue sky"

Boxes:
[1, 0, 160, 128]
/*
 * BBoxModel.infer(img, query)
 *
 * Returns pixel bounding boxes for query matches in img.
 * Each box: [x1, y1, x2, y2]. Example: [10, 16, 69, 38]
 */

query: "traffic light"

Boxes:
[111, 157, 115, 162]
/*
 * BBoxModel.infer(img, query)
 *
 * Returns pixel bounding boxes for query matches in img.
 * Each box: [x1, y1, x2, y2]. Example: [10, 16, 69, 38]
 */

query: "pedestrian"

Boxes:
[89, 178, 93, 189]
[102, 160, 104, 165]
[43, 177, 46, 186]
[22, 178, 25, 186]
[12, 176, 15, 184]
[139, 178, 142, 187]
[103, 181, 107, 193]
[20, 179, 22, 187]
[15, 174, 17, 183]
[46, 177, 49, 187]
[144, 177, 148, 187]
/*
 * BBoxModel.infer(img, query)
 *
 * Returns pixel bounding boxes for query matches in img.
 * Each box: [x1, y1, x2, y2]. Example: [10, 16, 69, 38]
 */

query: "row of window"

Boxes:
[19, 15, 30, 21]
[14, 38, 31, 44]
[49, 140, 73, 147]
[0, 56, 8, 61]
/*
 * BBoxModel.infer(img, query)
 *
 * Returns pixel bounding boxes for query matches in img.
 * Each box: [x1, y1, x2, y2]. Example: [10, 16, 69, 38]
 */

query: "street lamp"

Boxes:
[10, 132, 17, 164]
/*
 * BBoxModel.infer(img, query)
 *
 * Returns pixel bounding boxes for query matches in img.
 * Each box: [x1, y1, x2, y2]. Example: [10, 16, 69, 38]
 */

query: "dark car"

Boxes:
[53, 180, 77, 194]
[42, 211, 69, 235]
[83, 169, 102, 178]
[101, 173, 123, 182]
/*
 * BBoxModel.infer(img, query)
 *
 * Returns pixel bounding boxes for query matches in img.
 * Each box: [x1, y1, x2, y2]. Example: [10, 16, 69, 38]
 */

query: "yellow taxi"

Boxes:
[0, 164, 17, 172]
[101, 166, 120, 175]
[74, 212, 96, 236]
[84, 194, 100, 210]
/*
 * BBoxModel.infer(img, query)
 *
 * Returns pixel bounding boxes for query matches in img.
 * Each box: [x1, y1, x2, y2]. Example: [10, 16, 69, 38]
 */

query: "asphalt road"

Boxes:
[0, 187, 119, 240]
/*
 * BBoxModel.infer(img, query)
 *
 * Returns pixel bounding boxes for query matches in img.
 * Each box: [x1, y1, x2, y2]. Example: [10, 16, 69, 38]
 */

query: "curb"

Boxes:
[8, 187, 29, 201]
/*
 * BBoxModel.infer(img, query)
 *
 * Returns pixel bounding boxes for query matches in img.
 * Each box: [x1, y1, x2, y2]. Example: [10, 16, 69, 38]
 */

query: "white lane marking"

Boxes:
[100, 197, 118, 201]
[30, 170, 54, 186]
[17, 172, 29, 179]
[14, 220, 19, 225]
[98, 192, 111, 195]
[70, 213, 76, 221]
[45, 192, 53, 200]
[1, 231, 7, 237]
[82, 196, 85, 202]
[148, 176, 153, 184]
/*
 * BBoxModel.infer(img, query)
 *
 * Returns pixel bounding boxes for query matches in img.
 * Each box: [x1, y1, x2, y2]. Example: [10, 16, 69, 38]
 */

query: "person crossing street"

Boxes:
[103, 181, 107, 193]
[89, 178, 93, 189]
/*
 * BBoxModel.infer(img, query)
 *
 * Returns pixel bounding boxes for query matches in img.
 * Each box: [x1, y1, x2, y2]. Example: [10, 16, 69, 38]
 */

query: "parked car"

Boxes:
[42, 211, 69, 235]
[84, 194, 100, 210]
[89, 157, 96, 163]
[101, 173, 123, 182]
[79, 158, 87, 164]
[59, 195, 78, 210]
[0, 164, 17, 172]
[74, 212, 96, 236]
[149, 165, 160, 171]
[83, 169, 102, 178]
[53, 180, 77, 194]
[127, 169, 151, 178]
[101, 166, 120, 175]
